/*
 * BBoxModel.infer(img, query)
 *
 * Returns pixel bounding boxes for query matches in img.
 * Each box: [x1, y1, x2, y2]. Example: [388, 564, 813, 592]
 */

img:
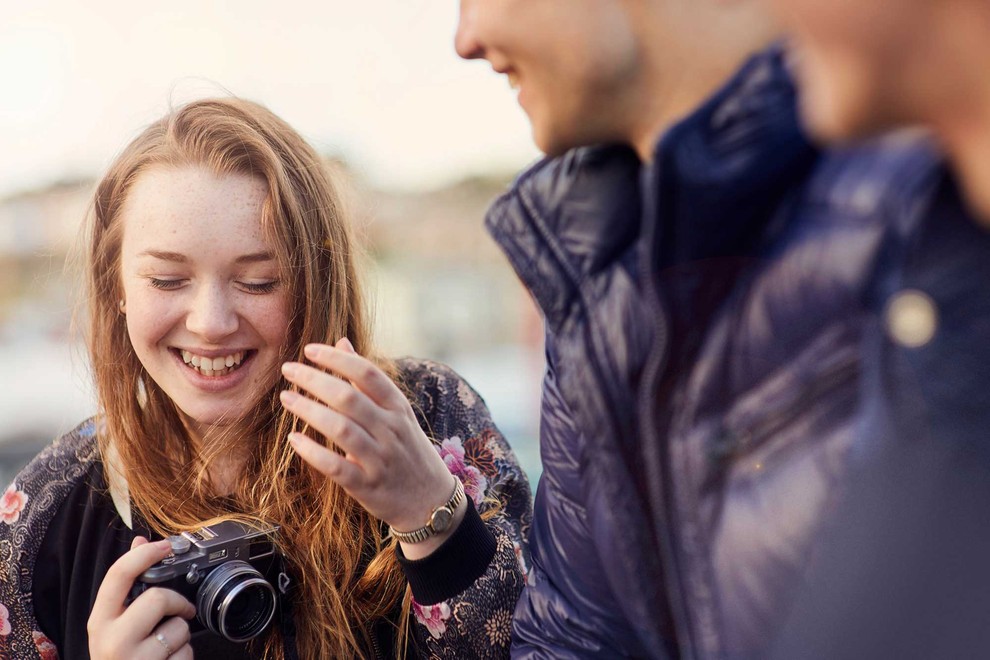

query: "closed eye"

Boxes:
[149, 278, 185, 290]
[240, 280, 280, 294]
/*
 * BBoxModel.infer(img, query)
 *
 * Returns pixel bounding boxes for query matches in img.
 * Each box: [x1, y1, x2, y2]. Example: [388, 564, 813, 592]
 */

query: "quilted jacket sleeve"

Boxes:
[511, 341, 654, 658]
[395, 358, 533, 659]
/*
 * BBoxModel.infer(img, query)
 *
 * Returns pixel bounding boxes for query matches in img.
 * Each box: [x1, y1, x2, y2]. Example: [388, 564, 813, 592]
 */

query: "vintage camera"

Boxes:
[129, 520, 281, 643]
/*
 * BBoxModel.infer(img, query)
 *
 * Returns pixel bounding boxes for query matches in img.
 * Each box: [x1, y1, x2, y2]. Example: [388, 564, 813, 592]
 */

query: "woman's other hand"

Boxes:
[280, 338, 467, 559]
[88, 536, 196, 659]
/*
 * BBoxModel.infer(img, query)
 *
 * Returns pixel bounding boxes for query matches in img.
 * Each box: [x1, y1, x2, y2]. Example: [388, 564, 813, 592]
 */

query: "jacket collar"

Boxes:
[486, 45, 816, 329]
[644, 43, 817, 271]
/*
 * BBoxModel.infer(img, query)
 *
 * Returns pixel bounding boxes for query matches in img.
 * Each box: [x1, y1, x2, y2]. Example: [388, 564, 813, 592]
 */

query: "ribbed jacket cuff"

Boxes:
[395, 497, 497, 605]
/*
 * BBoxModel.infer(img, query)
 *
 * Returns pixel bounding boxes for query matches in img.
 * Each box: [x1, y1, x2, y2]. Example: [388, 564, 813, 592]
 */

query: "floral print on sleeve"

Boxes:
[0, 485, 28, 526]
[1, 603, 11, 636]
[412, 601, 452, 640]
[0, 421, 98, 660]
[437, 437, 488, 506]
[32, 631, 58, 660]
[398, 358, 533, 659]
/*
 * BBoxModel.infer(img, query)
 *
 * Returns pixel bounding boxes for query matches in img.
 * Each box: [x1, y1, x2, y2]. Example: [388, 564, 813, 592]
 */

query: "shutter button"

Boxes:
[885, 289, 938, 348]
[167, 534, 191, 555]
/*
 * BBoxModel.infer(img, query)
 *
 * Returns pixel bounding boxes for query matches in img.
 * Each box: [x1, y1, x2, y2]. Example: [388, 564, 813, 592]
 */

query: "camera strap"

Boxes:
[277, 559, 300, 660]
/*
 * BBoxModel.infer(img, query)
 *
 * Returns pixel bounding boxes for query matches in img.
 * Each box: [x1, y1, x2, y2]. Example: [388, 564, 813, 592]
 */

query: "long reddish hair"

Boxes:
[85, 98, 406, 658]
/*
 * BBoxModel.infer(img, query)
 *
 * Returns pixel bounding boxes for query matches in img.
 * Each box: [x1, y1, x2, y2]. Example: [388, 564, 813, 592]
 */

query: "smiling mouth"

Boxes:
[174, 349, 252, 377]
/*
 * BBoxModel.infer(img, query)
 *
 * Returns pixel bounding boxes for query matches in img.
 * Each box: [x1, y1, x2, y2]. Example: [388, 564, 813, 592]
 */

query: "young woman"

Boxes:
[0, 98, 531, 659]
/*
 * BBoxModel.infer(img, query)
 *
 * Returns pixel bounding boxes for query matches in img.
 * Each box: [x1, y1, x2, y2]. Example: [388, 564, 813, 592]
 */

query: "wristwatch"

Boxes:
[389, 478, 465, 544]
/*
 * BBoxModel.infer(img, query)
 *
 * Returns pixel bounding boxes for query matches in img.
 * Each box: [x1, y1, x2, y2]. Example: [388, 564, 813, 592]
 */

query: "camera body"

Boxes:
[129, 520, 281, 643]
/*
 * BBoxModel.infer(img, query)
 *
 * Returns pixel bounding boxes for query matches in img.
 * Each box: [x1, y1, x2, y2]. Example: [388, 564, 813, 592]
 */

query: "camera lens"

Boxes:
[196, 560, 277, 642]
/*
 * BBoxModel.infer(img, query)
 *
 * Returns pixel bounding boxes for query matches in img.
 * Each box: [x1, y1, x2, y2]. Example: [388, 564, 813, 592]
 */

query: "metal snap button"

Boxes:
[885, 289, 938, 348]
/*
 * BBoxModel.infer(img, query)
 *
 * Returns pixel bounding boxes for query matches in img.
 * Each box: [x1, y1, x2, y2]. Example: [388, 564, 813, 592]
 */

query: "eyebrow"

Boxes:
[138, 250, 275, 264]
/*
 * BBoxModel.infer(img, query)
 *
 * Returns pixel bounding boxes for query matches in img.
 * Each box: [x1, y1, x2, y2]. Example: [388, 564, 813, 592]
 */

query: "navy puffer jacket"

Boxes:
[486, 48, 943, 658]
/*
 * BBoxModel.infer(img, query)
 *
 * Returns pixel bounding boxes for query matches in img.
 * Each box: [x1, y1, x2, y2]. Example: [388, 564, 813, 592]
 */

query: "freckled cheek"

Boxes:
[123, 292, 186, 350]
[248, 295, 293, 350]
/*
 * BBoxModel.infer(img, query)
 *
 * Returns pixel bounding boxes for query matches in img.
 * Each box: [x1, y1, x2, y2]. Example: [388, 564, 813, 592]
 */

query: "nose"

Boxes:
[454, 0, 484, 60]
[185, 283, 239, 342]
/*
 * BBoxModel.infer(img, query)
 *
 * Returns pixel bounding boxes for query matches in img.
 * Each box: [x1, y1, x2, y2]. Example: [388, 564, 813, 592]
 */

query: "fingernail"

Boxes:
[280, 390, 300, 406]
[154, 539, 173, 552]
[304, 344, 325, 359]
[281, 362, 300, 378]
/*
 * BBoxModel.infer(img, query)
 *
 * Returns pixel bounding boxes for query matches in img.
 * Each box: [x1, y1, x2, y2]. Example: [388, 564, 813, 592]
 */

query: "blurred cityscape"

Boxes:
[0, 162, 545, 488]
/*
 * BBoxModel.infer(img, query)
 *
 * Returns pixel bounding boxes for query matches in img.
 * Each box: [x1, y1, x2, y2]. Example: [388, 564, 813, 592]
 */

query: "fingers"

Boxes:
[288, 431, 364, 486]
[280, 361, 383, 436]
[118, 587, 196, 636]
[279, 389, 377, 460]
[90, 539, 174, 623]
[302, 342, 407, 410]
[89, 539, 196, 659]
[168, 646, 195, 660]
[140, 616, 192, 659]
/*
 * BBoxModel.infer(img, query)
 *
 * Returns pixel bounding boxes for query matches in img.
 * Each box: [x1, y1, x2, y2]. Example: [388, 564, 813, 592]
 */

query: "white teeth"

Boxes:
[178, 350, 247, 377]
[507, 72, 520, 91]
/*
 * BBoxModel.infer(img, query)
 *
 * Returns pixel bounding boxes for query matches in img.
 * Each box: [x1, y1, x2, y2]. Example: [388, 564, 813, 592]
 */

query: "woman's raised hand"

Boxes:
[280, 338, 466, 558]
[88, 536, 195, 659]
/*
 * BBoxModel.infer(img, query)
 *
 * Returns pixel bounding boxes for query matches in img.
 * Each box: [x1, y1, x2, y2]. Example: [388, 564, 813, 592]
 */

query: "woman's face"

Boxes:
[118, 166, 291, 441]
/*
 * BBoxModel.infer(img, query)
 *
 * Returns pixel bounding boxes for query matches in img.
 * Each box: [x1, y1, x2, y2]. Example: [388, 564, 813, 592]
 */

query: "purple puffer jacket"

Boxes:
[486, 47, 943, 658]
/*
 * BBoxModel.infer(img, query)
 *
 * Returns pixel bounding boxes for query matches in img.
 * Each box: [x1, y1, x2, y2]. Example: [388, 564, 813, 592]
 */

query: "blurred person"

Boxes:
[764, 0, 990, 221]
[0, 98, 531, 659]
[455, 0, 955, 657]
[749, 1, 990, 657]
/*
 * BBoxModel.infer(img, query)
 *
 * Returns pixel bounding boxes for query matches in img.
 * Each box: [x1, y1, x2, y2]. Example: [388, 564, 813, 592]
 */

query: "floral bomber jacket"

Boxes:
[0, 358, 533, 659]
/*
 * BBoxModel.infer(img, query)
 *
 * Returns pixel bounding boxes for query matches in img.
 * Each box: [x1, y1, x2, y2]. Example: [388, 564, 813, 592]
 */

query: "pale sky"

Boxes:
[0, 0, 540, 197]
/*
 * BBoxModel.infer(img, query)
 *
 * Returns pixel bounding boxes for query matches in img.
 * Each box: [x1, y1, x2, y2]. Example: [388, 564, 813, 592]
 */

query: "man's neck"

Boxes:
[631, 54, 757, 162]
[626, 4, 779, 162]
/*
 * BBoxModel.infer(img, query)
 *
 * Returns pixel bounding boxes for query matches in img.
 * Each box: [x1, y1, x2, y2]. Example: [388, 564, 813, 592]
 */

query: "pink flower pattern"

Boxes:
[0, 485, 28, 525]
[411, 600, 452, 640]
[437, 437, 488, 506]
[33, 630, 59, 660]
[0, 603, 11, 636]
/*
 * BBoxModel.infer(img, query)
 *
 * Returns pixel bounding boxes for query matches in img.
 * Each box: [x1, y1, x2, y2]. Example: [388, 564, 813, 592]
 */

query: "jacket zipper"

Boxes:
[370, 629, 385, 660]
[637, 154, 699, 659]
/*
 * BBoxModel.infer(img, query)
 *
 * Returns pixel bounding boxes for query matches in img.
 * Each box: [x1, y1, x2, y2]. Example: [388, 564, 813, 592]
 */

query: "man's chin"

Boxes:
[532, 127, 571, 158]
[797, 87, 869, 146]
[532, 122, 608, 158]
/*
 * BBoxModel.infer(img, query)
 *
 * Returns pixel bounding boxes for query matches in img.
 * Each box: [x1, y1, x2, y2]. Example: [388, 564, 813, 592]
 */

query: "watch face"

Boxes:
[431, 508, 453, 533]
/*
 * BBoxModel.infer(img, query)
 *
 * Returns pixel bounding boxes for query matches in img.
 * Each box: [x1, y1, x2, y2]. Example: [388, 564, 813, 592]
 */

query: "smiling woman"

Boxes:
[0, 98, 531, 660]
[118, 168, 290, 443]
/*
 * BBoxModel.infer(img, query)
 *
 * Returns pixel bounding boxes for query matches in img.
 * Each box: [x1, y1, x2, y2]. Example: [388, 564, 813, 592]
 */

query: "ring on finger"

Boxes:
[155, 631, 172, 656]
